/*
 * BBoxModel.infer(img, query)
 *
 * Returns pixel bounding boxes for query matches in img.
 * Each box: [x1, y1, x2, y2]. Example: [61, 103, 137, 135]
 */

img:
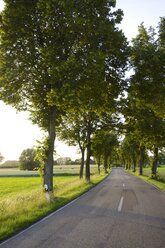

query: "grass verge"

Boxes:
[126, 170, 165, 192]
[0, 172, 108, 242]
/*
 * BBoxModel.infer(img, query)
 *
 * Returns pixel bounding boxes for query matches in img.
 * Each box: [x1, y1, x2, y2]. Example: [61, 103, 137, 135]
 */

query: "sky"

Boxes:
[0, 0, 164, 162]
[116, 0, 165, 41]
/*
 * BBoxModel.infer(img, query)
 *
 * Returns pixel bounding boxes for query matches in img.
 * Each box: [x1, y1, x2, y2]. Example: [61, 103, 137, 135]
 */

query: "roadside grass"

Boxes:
[126, 168, 165, 192]
[143, 167, 165, 179]
[0, 171, 108, 241]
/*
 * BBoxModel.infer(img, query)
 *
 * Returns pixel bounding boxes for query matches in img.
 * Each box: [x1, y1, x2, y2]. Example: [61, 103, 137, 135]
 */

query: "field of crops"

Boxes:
[0, 164, 98, 177]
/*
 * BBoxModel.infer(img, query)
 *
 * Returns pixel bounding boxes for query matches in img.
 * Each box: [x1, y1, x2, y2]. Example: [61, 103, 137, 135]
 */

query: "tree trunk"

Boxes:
[104, 155, 108, 173]
[85, 145, 91, 182]
[132, 158, 136, 172]
[80, 148, 85, 179]
[152, 146, 158, 178]
[128, 162, 131, 170]
[97, 156, 101, 174]
[44, 106, 56, 192]
[139, 146, 145, 175]
[85, 121, 91, 182]
[132, 153, 137, 172]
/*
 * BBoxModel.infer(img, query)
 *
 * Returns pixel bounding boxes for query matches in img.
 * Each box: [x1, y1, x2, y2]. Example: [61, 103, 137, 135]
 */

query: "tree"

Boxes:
[124, 93, 165, 175]
[0, 0, 128, 190]
[57, 113, 87, 179]
[19, 148, 40, 171]
[0, 0, 76, 191]
[92, 130, 118, 173]
[130, 20, 165, 119]
[119, 134, 139, 172]
[55, 1, 128, 181]
[128, 21, 165, 176]
[58, 111, 103, 181]
[123, 94, 146, 175]
[92, 131, 104, 174]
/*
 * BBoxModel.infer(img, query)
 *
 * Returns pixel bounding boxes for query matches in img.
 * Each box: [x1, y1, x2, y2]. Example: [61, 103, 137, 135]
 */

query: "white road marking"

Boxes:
[118, 196, 124, 212]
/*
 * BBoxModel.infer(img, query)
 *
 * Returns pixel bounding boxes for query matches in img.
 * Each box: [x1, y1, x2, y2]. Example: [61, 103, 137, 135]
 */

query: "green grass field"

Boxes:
[0, 166, 108, 241]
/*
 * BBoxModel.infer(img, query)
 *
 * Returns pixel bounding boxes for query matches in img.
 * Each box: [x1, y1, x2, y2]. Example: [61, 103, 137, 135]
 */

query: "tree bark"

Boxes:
[97, 156, 101, 174]
[85, 121, 91, 182]
[152, 146, 158, 177]
[44, 106, 56, 192]
[132, 157, 137, 172]
[80, 148, 85, 179]
[104, 155, 108, 173]
[86, 147, 91, 182]
[139, 146, 145, 175]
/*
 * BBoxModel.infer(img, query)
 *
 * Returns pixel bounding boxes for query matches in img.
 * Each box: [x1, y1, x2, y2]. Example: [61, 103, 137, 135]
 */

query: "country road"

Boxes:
[1, 168, 165, 248]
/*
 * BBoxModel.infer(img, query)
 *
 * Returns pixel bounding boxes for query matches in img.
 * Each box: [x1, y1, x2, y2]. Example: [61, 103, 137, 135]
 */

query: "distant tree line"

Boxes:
[0, 160, 19, 168]
[55, 157, 96, 166]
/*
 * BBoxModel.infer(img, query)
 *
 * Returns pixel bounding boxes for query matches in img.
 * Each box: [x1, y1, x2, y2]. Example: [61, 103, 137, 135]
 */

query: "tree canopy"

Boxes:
[130, 19, 165, 118]
[124, 19, 165, 176]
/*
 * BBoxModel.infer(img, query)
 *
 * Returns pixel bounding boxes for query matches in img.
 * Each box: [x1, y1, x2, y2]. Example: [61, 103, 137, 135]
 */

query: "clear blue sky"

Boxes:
[0, 0, 164, 161]
[116, 0, 165, 41]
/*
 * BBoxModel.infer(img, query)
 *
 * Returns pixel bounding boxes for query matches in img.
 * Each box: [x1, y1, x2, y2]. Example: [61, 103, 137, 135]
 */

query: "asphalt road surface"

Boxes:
[1, 168, 165, 248]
